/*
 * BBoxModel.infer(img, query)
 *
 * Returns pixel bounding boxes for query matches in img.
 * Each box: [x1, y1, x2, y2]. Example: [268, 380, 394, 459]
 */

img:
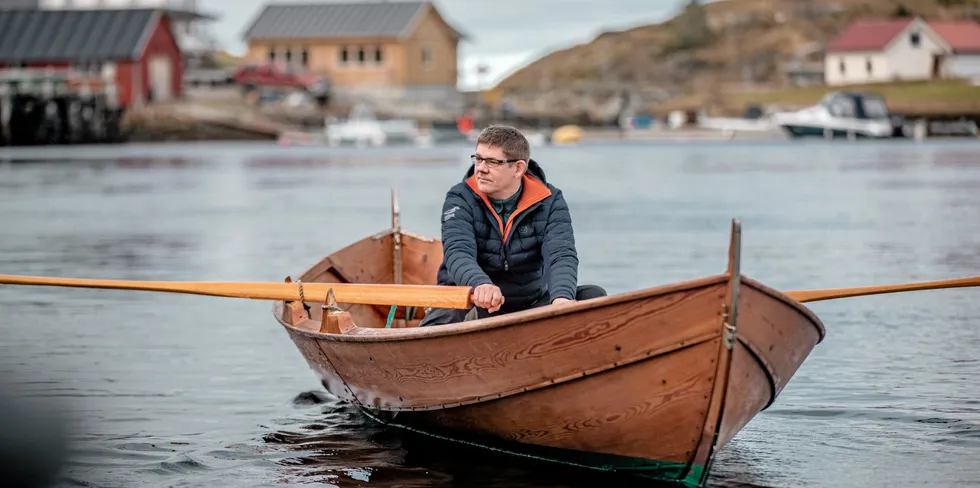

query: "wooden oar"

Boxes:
[785, 275, 980, 303]
[0, 274, 474, 310]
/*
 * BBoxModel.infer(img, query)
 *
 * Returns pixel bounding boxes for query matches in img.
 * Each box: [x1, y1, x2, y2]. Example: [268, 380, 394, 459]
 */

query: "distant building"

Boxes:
[2, 0, 220, 70]
[0, 0, 40, 6]
[242, 1, 467, 105]
[824, 17, 980, 85]
[0, 8, 184, 105]
[929, 20, 980, 81]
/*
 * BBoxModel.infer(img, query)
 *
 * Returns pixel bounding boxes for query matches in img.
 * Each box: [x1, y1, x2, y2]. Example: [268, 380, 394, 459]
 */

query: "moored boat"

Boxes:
[770, 90, 897, 139]
[272, 193, 826, 487]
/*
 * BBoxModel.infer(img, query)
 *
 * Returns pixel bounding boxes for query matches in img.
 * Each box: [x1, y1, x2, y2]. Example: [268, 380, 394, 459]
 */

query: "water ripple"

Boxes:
[1, 141, 978, 488]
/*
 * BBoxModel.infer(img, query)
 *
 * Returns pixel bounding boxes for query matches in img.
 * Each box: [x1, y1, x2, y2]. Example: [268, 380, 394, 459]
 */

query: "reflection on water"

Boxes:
[264, 392, 704, 488]
[1, 139, 979, 488]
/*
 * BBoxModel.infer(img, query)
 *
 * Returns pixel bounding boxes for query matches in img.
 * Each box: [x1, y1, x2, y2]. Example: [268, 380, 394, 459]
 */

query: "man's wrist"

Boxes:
[468, 277, 493, 288]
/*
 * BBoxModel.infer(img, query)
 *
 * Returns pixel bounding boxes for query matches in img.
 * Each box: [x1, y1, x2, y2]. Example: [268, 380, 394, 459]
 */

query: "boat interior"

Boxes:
[284, 191, 445, 330]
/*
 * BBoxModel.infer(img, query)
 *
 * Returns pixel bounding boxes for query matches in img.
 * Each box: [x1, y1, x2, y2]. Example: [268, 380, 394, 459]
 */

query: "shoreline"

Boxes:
[4, 91, 978, 148]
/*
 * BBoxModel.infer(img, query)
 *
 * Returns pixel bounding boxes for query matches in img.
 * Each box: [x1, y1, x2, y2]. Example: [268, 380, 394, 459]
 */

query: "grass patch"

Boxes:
[650, 81, 980, 115]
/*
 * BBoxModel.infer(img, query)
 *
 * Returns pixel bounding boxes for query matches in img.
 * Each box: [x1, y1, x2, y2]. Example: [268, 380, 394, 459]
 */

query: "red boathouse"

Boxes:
[0, 8, 183, 107]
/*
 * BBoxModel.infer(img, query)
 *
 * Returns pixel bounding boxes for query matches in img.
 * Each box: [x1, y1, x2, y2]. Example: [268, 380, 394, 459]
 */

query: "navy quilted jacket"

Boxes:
[435, 159, 579, 314]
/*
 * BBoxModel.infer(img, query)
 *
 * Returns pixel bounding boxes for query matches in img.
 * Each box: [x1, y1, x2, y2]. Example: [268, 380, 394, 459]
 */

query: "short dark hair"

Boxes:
[476, 125, 529, 161]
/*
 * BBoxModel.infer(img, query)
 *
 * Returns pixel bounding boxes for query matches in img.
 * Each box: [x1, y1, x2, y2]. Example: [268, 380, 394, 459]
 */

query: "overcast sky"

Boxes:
[200, 0, 691, 89]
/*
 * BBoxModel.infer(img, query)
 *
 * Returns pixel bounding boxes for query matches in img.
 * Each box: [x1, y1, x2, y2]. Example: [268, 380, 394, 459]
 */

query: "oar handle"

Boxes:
[0, 274, 475, 310]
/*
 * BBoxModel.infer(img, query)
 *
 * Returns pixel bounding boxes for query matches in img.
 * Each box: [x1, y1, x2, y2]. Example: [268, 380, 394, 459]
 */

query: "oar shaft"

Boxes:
[785, 275, 980, 303]
[0, 274, 474, 309]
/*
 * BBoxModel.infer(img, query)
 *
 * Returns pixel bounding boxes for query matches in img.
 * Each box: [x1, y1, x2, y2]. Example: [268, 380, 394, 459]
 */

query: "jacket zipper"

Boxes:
[482, 206, 510, 272]
[486, 202, 543, 274]
[501, 203, 542, 273]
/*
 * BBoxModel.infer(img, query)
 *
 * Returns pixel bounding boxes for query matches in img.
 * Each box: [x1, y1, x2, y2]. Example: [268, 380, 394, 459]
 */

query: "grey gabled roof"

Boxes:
[242, 1, 464, 41]
[0, 8, 160, 63]
[0, 0, 40, 7]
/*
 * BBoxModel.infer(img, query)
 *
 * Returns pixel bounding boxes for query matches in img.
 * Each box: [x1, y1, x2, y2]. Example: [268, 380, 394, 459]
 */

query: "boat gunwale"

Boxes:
[741, 275, 827, 342]
[275, 274, 728, 342]
[274, 273, 826, 344]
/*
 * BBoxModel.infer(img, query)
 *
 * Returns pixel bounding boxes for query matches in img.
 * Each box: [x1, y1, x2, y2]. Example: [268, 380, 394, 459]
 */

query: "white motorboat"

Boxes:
[278, 104, 432, 147]
[325, 104, 415, 147]
[769, 91, 896, 139]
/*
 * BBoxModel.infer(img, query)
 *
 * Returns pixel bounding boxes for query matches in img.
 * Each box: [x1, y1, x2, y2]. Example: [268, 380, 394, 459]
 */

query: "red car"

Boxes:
[232, 63, 329, 103]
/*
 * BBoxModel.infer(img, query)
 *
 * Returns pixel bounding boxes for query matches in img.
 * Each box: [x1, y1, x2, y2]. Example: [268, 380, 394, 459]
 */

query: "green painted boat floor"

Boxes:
[360, 408, 708, 488]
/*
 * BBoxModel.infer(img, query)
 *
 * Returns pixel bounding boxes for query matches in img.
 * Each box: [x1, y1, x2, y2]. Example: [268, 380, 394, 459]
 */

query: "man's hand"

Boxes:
[552, 297, 573, 306]
[472, 284, 505, 313]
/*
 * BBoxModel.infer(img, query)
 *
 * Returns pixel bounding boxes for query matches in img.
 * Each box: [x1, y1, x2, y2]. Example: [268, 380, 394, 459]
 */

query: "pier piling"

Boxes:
[0, 68, 127, 146]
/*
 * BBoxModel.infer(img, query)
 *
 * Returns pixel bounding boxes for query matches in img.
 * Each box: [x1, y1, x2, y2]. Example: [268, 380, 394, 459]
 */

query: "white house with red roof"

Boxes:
[824, 17, 980, 86]
[930, 20, 980, 80]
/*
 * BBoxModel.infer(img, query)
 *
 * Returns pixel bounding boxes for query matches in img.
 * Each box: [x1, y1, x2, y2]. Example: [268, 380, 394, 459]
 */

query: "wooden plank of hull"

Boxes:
[399, 232, 442, 289]
[737, 279, 826, 400]
[383, 338, 722, 478]
[287, 331, 353, 401]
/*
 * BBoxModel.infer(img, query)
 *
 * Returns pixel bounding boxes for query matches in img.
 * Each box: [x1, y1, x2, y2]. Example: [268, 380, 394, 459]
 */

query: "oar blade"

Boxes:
[785, 275, 980, 304]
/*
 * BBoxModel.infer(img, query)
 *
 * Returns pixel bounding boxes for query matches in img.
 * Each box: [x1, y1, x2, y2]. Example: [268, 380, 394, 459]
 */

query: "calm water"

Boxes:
[1, 139, 979, 487]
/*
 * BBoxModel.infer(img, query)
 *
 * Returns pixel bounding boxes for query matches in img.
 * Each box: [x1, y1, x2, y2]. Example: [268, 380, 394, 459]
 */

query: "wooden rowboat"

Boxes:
[272, 194, 826, 487]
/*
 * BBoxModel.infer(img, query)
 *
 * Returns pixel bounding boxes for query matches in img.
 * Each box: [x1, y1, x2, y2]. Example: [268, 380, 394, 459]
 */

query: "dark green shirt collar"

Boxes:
[490, 182, 522, 224]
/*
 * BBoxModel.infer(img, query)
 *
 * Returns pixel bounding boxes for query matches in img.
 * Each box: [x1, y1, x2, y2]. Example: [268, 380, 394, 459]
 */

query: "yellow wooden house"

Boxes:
[242, 1, 466, 102]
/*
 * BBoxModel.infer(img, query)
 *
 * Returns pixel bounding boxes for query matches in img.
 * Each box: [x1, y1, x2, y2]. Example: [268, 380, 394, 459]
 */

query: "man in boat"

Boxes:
[420, 125, 606, 326]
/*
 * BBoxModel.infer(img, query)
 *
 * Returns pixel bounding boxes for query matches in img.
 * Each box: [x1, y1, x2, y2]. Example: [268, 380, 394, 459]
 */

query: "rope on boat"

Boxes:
[296, 279, 305, 303]
[385, 305, 396, 328]
[356, 407, 614, 472]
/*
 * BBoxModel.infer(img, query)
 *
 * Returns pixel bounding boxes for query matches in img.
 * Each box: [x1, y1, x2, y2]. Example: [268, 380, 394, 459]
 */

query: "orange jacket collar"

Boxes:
[465, 173, 552, 243]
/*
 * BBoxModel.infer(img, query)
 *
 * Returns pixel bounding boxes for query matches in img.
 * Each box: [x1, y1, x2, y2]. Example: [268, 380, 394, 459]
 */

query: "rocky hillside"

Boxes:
[488, 0, 980, 116]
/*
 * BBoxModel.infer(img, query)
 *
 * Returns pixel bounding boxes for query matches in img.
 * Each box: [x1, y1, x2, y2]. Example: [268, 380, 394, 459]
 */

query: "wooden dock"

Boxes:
[0, 69, 126, 146]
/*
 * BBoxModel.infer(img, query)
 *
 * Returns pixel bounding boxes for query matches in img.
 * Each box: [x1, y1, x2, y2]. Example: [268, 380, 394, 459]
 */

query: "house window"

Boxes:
[910, 32, 920, 47]
[341, 47, 349, 64]
[421, 45, 433, 70]
[284, 48, 292, 64]
[866, 58, 872, 75]
[301, 48, 309, 67]
[267, 47, 276, 63]
[375, 47, 383, 64]
[839, 60, 845, 74]
[357, 47, 365, 63]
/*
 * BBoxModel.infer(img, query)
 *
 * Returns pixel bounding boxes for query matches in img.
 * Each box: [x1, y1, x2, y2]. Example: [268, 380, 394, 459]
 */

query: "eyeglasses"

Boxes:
[471, 154, 522, 168]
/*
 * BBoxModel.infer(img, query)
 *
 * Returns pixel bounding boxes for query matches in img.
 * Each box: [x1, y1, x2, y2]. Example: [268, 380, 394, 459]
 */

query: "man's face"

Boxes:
[473, 143, 524, 197]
